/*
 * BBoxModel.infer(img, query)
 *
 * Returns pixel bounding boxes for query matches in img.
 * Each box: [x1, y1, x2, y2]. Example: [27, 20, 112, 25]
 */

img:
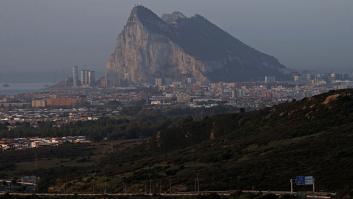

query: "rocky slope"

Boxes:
[107, 6, 289, 86]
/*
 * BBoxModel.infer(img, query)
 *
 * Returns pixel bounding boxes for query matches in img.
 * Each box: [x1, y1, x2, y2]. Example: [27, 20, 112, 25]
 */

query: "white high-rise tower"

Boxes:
[72, 65, 79, 87]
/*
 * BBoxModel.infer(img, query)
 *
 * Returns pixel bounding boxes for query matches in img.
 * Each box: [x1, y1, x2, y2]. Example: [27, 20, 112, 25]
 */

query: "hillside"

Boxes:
[94, 89, 353, 192]
[1, 89, 353, 194]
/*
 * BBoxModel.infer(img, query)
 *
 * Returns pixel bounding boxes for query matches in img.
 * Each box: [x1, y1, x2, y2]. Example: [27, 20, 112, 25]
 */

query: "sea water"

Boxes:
[0, 82, 51, 95]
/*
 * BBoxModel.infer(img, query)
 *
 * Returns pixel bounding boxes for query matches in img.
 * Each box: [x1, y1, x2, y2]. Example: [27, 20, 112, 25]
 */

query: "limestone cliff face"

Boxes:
[107, 6, 289, 86]
[107, 6, 207, 86]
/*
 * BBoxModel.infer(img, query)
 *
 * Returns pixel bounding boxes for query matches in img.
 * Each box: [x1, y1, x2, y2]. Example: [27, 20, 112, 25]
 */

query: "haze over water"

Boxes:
[0, 82, 50, 95]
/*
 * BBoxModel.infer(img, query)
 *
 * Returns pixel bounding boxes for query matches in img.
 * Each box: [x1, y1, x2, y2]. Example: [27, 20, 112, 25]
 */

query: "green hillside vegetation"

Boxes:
[1, 89, 353, 195]
[0, 105, 238, 141]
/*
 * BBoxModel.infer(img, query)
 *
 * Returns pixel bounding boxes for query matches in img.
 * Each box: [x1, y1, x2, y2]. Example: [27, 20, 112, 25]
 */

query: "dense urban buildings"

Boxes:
[70, 65, 96, 88]
[1, 71, 352, 130]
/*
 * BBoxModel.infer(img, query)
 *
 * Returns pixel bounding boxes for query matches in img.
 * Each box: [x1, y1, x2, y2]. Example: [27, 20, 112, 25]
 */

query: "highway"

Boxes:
[0, 190, 335, 198]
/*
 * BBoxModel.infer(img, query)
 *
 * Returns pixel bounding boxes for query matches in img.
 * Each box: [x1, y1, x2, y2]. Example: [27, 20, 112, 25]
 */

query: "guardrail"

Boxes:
[0, 190, 336, 198]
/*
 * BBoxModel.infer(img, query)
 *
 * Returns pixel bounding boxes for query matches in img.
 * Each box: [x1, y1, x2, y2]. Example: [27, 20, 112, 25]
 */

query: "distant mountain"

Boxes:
[106, 6, 290, 86]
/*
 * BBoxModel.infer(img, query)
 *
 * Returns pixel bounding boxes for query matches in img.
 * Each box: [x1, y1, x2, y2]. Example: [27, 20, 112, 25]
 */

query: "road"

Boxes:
[0, 190, 335, 198]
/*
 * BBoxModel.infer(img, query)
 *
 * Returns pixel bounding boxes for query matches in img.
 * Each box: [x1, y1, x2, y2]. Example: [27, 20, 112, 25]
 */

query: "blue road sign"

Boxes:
[295, 176, 305, 185]
[295, 176, 314, 185]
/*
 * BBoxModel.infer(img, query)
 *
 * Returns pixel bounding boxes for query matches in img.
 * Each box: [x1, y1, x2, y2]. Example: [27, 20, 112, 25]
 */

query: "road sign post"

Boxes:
[292, 176, 316, 196]
[295, 176, 314, 186]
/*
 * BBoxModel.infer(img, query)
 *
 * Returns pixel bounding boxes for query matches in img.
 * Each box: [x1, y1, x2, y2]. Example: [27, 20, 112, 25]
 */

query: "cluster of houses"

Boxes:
[0, 136, 90, 151]
[0, 176, 38, 193]
[0, 108, 100, 127]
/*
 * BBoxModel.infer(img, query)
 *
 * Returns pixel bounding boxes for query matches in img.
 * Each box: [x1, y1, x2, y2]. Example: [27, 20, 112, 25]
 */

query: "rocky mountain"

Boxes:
[106, 6, 290, 86]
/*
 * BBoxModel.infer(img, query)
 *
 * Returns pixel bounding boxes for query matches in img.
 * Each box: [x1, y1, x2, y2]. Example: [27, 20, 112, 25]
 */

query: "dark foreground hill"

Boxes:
[96, 89, 353, 192]
[1, 89, 353, 194]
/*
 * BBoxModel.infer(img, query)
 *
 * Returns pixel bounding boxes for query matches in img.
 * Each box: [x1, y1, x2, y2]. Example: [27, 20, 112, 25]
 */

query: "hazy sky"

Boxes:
[1, 0, 353, 81]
